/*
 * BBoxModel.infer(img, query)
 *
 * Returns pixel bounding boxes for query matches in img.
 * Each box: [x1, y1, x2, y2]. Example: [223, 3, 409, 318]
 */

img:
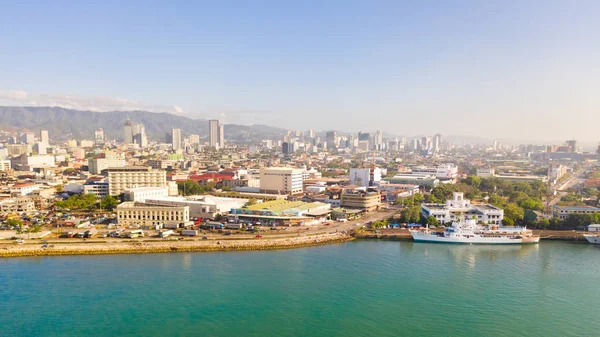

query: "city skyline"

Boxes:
[1, 1, 600, 141]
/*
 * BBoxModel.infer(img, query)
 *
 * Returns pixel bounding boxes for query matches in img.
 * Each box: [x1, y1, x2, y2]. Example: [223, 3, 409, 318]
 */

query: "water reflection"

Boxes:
[404, 242, 538, 270]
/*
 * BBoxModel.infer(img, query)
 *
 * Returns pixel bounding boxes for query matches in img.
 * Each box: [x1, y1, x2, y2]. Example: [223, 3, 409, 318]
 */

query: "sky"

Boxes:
[1, 0, 599, 142]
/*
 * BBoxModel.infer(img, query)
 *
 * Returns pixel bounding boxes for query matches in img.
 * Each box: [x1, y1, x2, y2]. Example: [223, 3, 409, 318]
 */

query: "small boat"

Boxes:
[584, 234, 600, 244]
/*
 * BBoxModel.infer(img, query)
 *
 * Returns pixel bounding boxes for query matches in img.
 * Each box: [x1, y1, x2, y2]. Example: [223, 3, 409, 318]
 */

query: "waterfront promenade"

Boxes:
[0, 232, 353, 258]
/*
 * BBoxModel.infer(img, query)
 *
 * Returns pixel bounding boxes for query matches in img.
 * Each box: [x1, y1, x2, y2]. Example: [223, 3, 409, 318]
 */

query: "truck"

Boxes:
[159, 230, 175, 238]
[127, 229, 144, 238]
[225, 223, 243, 230]
[163, 223, 179, 229]
[181, 230, 198, 236]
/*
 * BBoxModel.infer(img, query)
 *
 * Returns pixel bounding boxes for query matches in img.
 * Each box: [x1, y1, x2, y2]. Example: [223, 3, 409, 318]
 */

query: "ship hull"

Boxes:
[584, 235, 600, 244]
[410, 232, 540, 244]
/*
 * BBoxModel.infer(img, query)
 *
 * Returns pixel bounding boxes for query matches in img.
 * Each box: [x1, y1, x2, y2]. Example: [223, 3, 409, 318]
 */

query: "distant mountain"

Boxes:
[0, 106, 287, 142]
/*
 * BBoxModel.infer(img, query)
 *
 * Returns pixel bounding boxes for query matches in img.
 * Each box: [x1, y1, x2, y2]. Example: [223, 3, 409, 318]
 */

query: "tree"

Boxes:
[463, 176, 482, 189]
[246, 198, 257, 206]
[400, 206, 421, 223]
[431, 185, 457, 201]
[413, 193, 424, 204]
[7, 219, 23, 232]
[503, 203, 525, 225]
[502, 217, 515, 226]
[426, 216, 439, 228]
[100, 195, 118, 211]
[519, 198, 544, 211]
[177, 180, 203, 196]
[55, 185, 64, 193]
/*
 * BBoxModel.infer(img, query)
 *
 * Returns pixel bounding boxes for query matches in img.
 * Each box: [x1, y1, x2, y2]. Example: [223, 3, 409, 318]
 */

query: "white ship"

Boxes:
[584, 235, 600, 244]
[584, 224, 600, 244]
[410, 218, 540, 244]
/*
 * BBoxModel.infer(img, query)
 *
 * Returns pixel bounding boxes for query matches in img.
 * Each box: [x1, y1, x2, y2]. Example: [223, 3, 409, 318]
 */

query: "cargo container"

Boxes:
[159, 230, 175, 238]
[181, 230, 198, 236]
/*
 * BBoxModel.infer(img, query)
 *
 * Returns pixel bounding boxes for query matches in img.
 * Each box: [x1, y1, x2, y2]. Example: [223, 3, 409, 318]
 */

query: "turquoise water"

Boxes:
[2, 241, 599, 337]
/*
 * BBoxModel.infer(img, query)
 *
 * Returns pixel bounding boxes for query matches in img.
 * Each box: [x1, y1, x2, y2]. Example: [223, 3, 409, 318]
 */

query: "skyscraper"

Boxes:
[123, 118, 133, 144]
[171, 128, 182, 150]
[308, 129, 315, 138]
[20, 132, 35, 144]
[433, 134, 442, 152]
[95, 128, 105, 146]
[219, 124, 225, 148]
[326, 131, 338, 149]
[209, 120, 219, 148]
[40, 130, 49, 144]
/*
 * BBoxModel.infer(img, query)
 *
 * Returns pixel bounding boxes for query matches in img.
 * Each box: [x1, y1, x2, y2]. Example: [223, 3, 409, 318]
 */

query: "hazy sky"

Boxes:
[1, 1, 599, 142]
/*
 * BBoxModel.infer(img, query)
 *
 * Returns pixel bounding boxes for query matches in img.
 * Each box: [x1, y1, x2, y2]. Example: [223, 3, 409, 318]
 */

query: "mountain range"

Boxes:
[0, 106, 287, 142]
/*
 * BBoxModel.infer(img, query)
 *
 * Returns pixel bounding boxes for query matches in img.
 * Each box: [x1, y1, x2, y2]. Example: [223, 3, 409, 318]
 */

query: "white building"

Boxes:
[123, 186, 170, 203]
[421, 192, 504, 225]
[11, 155, 55, 171]
[349, 167, 382, 187]
[209, 120, 220, 148]
[476, 167, 495, 178]
[107, 166, 167, 196]
[145, 195, 248, 220]
[259, 167, 304, 195]
[83, 182, 109, 198]
[411, 164, 458, 181]
[88, 157, 127, 175]
[116, 202, 189, 227]
[10, 183, 40, 196]
[40, 130, 49, 144]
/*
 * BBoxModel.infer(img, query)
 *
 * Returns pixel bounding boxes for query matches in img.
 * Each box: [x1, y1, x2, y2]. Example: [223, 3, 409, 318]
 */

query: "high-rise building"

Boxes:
[123, 118, 133, 144]
[433, 134, 442, 152]
[20, 132, 35, 145]
[95, 128, 105, 146]
[171, 128, 182, 151]
[219, 124, 225, 148]
[209, 120, 219, 148]
[375, 130, 383, 148]
[40, 130, 49, 144]
[326, 131, 338, 149]
[308, 129, 315, 138]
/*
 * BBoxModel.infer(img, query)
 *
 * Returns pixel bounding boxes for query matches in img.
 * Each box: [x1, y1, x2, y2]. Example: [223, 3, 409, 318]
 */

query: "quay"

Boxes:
[0, 232, 353, 258]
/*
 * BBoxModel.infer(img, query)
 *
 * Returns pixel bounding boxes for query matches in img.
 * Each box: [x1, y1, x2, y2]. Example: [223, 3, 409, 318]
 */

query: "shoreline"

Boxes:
[0, 232, 354, 258]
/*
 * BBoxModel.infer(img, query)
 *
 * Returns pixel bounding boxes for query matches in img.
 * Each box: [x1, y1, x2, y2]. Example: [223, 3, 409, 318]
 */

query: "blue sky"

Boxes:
[1, 0, 599, 141]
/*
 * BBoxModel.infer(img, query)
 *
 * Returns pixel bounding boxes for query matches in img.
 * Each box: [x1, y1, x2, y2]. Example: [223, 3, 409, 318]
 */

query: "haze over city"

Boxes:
[1, 0, 600, 141]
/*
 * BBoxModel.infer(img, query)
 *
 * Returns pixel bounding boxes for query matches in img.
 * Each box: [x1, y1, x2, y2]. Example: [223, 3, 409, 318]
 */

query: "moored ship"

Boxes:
[584, 224, 600, 244]
[410, 218, 540, 244]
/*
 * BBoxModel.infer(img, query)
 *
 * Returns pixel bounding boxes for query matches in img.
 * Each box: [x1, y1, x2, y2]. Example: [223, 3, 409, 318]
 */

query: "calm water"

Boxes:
[2, 241, 599, 337]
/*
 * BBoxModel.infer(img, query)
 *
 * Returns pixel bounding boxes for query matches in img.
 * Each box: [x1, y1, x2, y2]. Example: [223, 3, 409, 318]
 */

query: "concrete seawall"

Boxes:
[0, 232, 354, 258]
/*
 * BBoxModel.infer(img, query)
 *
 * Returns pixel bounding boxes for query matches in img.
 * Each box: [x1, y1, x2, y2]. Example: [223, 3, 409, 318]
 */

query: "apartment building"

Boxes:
[107, 166, 167, 196]
[259, 167, 304, 195]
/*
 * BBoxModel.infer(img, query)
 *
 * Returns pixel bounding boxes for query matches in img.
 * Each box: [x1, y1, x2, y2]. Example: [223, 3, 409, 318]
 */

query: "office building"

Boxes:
[107, 166, 167, 196]
[171, 128, 182, 151]
[40, 130, 49, 144]
[95, 128, 105, 145]
[340, 189, 381, 212]
[259, 167, 304, 195]
[326, 131, 338, 149]
[209, 120, 220, 148]
[123, 118, 134, 144]
[20, 132, 35, 145]
[116, 202, 190, 227]
[349, 167, 382, 187]
[88, 157, 126, 175]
